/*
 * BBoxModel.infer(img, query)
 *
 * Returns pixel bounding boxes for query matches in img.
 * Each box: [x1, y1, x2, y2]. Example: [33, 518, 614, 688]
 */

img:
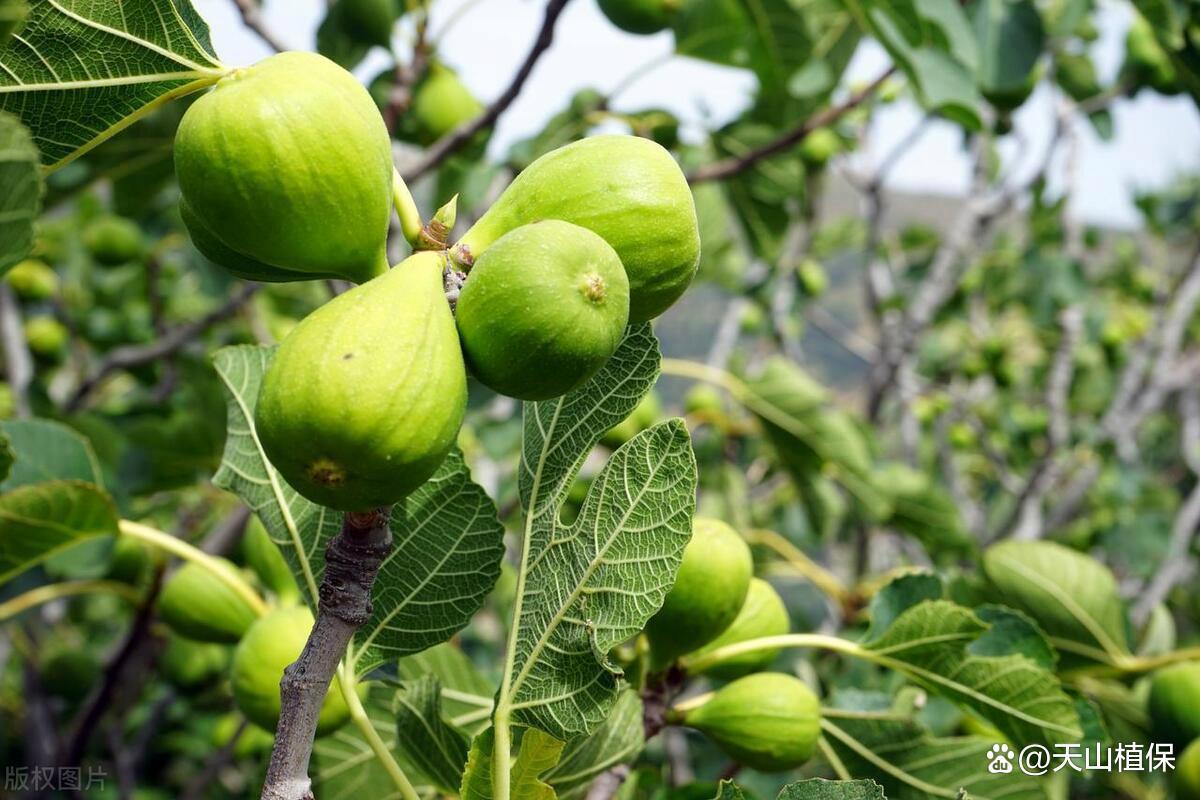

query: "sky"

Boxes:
[193, 0, 1200, 228]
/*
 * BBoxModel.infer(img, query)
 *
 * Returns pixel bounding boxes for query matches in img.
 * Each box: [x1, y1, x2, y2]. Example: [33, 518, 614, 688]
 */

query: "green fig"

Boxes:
[796, 259, 827, 298]
[644, 517, 753, 669]
[211, 714, 276, 759]
[602, 391, 662, 448]
[5, 258, 58, 300]
[41, 648, 98, 705]
[456, 220, 629, 401]
[1149, 662, 1200, 747]
[452, 135, 700, 322]
[242, 516, 299, 604]
[256, 251, 467, 511]
[105, 534, 152, 586]
[412, 63, 484, 143]
[677, 673, 820, 771]
[1178, 739, 1200, 800]
[597, 0, 680, 35]
[689, 578, 789, 679]
[683, 385, 723, 417]
[798, 128, 841, 167]
[158, 559, 259, 644]
[336, 0, 397, 47]
[23, 316, 67, 360]
[160, 636, 230, 691]
[175, 51, 392, 284]
[83, 215, 144, 266]
[231, 605, 359, 736]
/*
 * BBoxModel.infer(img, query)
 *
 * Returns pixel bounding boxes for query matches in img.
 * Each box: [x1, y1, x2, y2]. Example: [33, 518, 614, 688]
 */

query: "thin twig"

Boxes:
[402, 0, 572, 183]
[687, 68, 895, 184]
[66, 284, 258, 412]
[231, 0, 290, 53]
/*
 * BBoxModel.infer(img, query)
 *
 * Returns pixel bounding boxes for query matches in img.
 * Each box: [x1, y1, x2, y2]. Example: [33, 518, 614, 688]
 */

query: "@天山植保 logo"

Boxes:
[987, 743, 1016, 774]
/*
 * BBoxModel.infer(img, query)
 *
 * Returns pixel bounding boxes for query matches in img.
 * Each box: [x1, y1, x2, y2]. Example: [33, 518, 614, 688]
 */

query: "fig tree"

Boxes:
[412, 63, 483, 143]
[256, 251, 467, 511]
[231, 605, 358, 736]
[689, 578, 789, 679]
[798, 128, 841, 167]
[1149, 662, 1200, 747]
[175, 51, 393, 284]
[5, 259, 58, 300]
[452, 135, 700, 321]
[1178, 739, 1200, 800]
[212, 713, 276, 759]
[106, 534, 152, 586]
[23, 316, 67, 360]
[603, 391, 662, 448]
[158, 559, 259, 644]
[242, 516, 299, 603]
[160, 636, 230, 691]
[644, 517, 753, 669]
[83, 215, 144, 266]
[41, 648, 98, 705]
[597, 0, 679, 35]
[456, 220, 630, 400]
[675, 673, 820, 771]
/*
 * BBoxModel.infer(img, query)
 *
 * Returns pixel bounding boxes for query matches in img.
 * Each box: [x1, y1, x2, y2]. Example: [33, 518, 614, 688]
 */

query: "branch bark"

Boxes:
[231, 0, 290, 53]
[261, 507, 394, 800]
[401, 0, 572, 183]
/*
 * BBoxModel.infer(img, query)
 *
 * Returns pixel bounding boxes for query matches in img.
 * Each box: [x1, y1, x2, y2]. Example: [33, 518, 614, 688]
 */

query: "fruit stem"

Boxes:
[392, 168, 425, 248]
[117, 520, 268, 616]
[0, 579, 142, 623]
[340, 661, 421, 800]
[743, 527, 852, 608]
[492, 705, 513, 800]
[680, 633, 865, 674]
[415, 194, 458, 252]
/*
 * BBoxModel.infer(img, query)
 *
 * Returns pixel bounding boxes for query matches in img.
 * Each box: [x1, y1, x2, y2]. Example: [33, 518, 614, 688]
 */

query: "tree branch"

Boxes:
[687, 68, 896, 184]
[402, 0, 572, 183]
[231, 0, 290, 53]
[262, 507, 394, 800]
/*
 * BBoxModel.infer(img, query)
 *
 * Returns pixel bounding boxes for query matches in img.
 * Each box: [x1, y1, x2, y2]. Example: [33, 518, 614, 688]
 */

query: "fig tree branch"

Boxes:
[66, 283, 258, 413]
[230, 0, 290, 53]
[402, 0, 572, 183]
[686, 68, 896, 184]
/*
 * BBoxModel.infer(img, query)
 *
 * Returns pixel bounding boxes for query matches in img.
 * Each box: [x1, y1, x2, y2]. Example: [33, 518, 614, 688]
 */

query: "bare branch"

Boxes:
[402, 0, 573, 183]
[231, 0, 290, 53]
[687, 68, 896, 184]
[0, 284, 33, 419]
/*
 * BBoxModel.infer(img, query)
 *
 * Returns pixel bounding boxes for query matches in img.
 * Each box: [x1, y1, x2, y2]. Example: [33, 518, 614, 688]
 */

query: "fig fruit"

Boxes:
[83, 215, 144, 266]
[158, 559, 259, 644]
[456, 220, 629, 401]
[597, 0, 679, 35]
[256, 251, 467, 511]
[106, 534, 152, 585]
[677, 673, 820, 771]
[796, 259, 827, 298]
[689, 578, 789, 679]
[212, 713, 276, 759]
[1149, 662, 1200, 747]
[231, 605, 358, 736]
[161, 636, 230, 691]
[242, 515, 299, 604]
[23, 316, 67, 359]
[412, 63, 483, 143]
[1178, 739, 1200, 800]
[5, 258, 58, 300]
[41, 648, 98, 705]
[175, 51, 392, 284]
[452, 135, 700, 321]
[644, 517, 752, 669]
[798, 128, 841, 167]
[603, 391, 662, 448]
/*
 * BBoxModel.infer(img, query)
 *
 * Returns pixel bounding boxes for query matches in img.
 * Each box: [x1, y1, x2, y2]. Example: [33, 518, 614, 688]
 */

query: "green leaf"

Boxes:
[398, 643, 495, 733]
[460, 728, 496, 800]
[821, 701, 1043, 799]
[0, 0, 28, 44]
[0, 479, 118, 583]
[394, 675, 471, 794]
[0, 431, 12, 484]
[460, 728, 566, 800]
[873, 463, 971, 557]
[0, 111, 41, 275]
[0, 418, 104, 491]
[673, 0, 813, 91]
[545, 689, 644, 799]
[981, 540, 1131, 668]
[500, 324, 698, 741]
[970, 0, 1045, 101]
[211, 344, 505, 677]
[864, 572, 944, 642]
[777, 777, 887, 800]
[0, 0, 226, 169]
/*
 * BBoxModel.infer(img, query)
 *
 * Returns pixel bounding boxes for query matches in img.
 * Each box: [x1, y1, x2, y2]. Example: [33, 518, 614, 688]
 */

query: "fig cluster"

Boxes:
[175, 51, 700, 512]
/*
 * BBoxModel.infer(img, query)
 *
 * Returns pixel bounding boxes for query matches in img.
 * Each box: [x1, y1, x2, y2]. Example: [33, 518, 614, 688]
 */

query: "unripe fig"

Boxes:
[160, 636, 230, 691]
[1178, 739, 1200, 800]
[677, 673, 820, 771]
[796, 259, 827, 298]
[106, 534, 152, 586]
[1148, 662, 1200, 747]
[683, 384, 723, 417]
[456, 220, 630, 400]
[336, 0, 397, 46]
[645, 517, 753, 669]
[256, 251, 467, 511]
[597, 0, 679, 35]
[453, 135, 700, 322]
[5, 259, 58, 300]
[798, 128, 841, 167]
[158, 559, 259, 644]
[23, 316, 67, 359]
[242, 516, 299, 603]
[689, 578, 789, 679]
[41, 648, 98, 705]
[83, 215, 144, 266]
[211, 714, 276, 759]
[231, 606, 358, 736]
[175, 52, 392, 284]
[602, 391, 662, 448]
[412, 63, 483, 143]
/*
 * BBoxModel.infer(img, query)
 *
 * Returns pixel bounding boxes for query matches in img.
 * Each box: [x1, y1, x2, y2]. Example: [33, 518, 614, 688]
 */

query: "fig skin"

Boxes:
[679, 673, 821, 771]
[1148, 661, 1200, 747]
[231, 606, 357, 736]
[255, 251, 467, 512]
[242, 516, 300, 603]
[689, 577, 789, 679]
[1178, 739, 1200, 800]
[157, 559, 259, 644]
[412, 63, 483, 143]
[175, 51, 392, 284]
[456, 220, 630, 401]
[452, 135, 700, 322]
[644, 517, 753, 670]
[598, 0, 679, 34]
[83, 215, 144, 266]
